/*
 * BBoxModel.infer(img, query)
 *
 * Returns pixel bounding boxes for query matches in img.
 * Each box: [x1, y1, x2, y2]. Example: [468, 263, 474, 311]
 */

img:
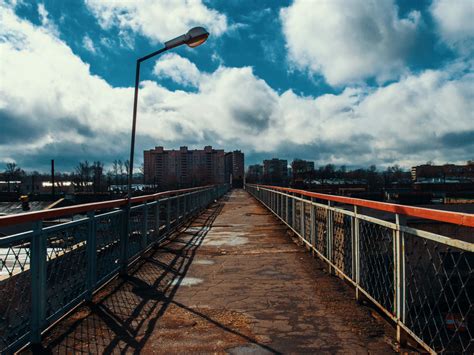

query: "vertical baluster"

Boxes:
[395, 214, 407, 346]
[327, 201, 334, 274]
[141, 203, 148, 250]
[155, 200, 160, 239]
[31, 221, 46, 345]
[166, 198, 171, 234]
[86, 211, 97, 301]
[301, 198, 305, 240]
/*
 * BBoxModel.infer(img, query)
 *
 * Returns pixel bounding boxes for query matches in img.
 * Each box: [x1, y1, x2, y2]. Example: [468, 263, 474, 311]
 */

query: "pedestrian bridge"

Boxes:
[0, 185, 472, 354]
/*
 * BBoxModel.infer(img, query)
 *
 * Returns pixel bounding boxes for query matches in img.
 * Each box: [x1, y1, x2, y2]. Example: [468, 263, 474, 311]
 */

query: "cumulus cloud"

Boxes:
[1, 2, 473, 171]
[84, 0, 227, 43]
[431, 0, 474, 54]
[280, 0, 420, 86]
[153, 53, 201, 87]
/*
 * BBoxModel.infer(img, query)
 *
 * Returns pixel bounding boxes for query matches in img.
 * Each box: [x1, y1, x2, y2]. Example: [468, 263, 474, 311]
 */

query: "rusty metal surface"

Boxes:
[29, 190, 397, 354]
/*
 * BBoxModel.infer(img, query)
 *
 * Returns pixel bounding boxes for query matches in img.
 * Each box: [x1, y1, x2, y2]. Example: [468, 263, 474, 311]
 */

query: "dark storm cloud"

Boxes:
[0, 110, 46, 144]
[439, 130, 474, 148]
[246, 134, 375, 166]
[0, 109, 96, 145]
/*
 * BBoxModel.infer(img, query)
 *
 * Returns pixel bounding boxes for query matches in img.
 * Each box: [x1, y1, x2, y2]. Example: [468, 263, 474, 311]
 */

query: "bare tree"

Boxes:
[92, 161, 104, 192]
[112, 160, 119, 186]
[74, 161, 91, 191]
[4, 163, 24, 192]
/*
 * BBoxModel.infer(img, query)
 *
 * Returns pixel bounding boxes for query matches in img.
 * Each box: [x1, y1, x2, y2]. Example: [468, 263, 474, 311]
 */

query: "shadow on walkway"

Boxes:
[32, 200, 260, 353]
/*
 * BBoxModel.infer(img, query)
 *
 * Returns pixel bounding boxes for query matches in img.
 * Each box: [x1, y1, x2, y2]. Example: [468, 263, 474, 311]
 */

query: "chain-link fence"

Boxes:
[247, 184, 473, 354]
[0, 184, 229, 353]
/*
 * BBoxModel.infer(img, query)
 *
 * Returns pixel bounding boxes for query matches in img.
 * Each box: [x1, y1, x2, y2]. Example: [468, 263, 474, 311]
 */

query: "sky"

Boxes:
[0, 0, 473, 173]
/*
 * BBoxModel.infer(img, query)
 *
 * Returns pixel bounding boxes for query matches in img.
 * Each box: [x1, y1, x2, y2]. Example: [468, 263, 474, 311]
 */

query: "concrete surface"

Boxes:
[33, 189, 397, 354]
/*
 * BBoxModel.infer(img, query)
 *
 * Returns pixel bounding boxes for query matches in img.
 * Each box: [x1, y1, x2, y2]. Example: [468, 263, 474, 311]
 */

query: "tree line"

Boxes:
[1, 160, 145, 193]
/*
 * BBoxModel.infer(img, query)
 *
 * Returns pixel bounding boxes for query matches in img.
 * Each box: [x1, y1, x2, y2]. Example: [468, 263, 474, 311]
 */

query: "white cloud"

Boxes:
[431, 0, 474, 54]
[1, 2, 473, 171]
[153, 53, 201, 87]
[84, 0, 227, 43]
[37, 3, 58, 36]
[82, 35, 97, 54]
[280, 0, 420, 86]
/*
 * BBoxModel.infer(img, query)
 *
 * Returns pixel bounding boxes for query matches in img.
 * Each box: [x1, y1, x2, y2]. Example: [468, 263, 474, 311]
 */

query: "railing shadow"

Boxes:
[35, 196, 278, 354]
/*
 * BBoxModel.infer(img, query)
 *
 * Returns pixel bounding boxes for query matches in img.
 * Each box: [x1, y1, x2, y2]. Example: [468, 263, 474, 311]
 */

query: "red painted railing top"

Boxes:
[251, 184, 474, 227]
[0, 185, 214, 228]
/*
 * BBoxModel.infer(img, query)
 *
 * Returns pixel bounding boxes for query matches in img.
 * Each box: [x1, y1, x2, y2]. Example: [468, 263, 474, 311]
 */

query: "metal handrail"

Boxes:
[0, 185, 215, 228]
[247, 184, 474, 227]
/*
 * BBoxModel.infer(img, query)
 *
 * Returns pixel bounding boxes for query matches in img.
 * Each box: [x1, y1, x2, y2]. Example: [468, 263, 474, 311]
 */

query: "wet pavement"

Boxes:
[34, 189, 397, 354]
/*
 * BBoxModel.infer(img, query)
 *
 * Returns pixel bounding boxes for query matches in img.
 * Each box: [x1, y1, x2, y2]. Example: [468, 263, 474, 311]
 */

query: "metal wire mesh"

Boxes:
[333, 212, 353, 278]
[96, 212, 122, 282]
[314, 206, 327, 257]
[359, 220, 394, 312]
[405, 234, 473, 353]
[129, 206, 145, 259]
[45, 221, 88, 321]
[0, 234, 32, 352]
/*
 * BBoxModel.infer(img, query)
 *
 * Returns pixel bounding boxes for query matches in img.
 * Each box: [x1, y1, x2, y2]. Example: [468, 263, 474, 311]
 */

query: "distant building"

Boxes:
[263, 159, 288, 186]
[144, 146, 225, 190]
[246, 164, 263, 184]
[225, 150, 245, 188]
[411, 161, 474, 182]
[291, 159, 315, 187]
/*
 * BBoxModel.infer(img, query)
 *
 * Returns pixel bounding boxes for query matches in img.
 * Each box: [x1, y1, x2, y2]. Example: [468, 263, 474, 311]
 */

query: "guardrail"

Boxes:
[246, 184, 473, 354]
[0, 184, 230, 353]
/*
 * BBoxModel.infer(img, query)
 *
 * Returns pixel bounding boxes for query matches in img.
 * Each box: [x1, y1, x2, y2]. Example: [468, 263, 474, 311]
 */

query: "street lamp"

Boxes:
[127, 27, 209, 198]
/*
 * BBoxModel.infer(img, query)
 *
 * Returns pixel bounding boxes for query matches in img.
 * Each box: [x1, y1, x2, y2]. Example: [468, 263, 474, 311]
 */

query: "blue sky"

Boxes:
[0, 0, 473, 172]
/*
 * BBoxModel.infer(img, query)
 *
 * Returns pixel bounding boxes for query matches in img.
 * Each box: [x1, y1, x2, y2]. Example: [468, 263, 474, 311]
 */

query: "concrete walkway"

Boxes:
[36, 190, 396, 354]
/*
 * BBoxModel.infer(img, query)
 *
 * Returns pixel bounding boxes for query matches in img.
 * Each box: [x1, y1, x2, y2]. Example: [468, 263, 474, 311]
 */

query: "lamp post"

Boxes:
[127, 27, 209, 198]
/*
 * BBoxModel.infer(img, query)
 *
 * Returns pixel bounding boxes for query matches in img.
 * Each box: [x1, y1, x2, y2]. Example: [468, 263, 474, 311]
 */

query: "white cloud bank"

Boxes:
[84, 0, 228, 43]
[431, 0, 474, 54]
[0, 2, 473, 171]
[280, 0, 420, 86]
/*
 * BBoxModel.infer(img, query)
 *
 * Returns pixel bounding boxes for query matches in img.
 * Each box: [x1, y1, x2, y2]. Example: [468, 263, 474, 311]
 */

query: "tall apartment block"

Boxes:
[225, 150, 245, 188]
[144, 146, 225, 190]
[246, 164, 264, 184]
[263, 158, 288, 186]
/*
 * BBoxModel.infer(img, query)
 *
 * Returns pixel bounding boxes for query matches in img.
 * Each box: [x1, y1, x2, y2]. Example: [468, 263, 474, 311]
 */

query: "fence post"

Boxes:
[141, 203, 148, 250]
[286, 194, 289, 223]
[395, 213, 408, 347]
[155, 200, 160, 239]
[184, 194, 188, 218]
[30, 221, 46, 345]
[300, 198, 305, 240]
[86, 211, 97, 301]
[310, 197, 316, 255]
[354, 206, 364, 302]
[120, 205, 129, 274]
[176, 196, 180, 223]
[292, 194, 296, 228]
[166, 198, 171, 234]
[327, 201, 334, 274]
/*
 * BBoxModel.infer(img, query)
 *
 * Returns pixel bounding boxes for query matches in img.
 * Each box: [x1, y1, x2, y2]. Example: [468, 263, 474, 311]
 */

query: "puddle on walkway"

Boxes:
[170, 277, 203, 287]
[203, 232, 249, 246]
[194, 259, 215, 265]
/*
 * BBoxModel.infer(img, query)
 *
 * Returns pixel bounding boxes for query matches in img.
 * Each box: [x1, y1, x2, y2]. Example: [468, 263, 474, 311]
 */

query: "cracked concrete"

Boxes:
[33, 189, 397, 354]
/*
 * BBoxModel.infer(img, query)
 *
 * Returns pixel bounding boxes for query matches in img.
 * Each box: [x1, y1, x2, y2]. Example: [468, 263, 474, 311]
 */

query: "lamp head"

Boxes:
[165, 27, 209, 49]
[185, 27, 209, 48]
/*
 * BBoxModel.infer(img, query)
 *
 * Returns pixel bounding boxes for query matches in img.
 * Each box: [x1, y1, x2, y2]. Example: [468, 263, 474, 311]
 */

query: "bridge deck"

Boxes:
[35, 190, 396, 353]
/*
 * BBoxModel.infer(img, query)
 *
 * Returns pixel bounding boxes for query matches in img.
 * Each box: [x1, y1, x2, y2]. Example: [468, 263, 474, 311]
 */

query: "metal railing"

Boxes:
[0, 184, 229, 353]
[246, 184, 473, 354]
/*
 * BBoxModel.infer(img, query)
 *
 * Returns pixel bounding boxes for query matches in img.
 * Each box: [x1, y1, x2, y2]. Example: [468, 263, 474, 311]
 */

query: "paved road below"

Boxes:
[34, 189, 396, 354]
